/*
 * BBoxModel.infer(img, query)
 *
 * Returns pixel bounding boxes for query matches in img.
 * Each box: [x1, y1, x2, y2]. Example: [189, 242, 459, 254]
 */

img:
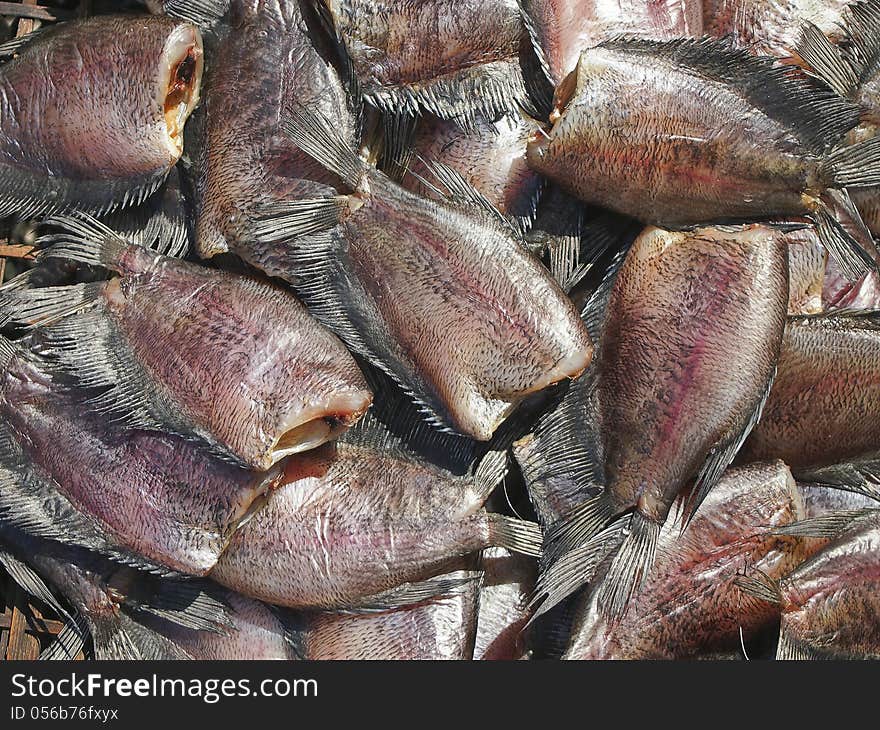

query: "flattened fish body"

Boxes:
[565, 462, 808, 659]
[0, 15, 202, 217]
[743, 312, 880, 471]
[600, 225, 788, 521]
[192, 0, 355, 261]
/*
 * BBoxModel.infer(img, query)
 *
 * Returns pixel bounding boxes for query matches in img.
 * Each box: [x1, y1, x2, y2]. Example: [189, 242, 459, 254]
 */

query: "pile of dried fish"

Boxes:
[0, 0, 879, 660]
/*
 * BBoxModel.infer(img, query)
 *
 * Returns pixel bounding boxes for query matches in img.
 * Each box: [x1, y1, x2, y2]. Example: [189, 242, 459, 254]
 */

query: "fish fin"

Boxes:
[796, 22, 859, 98]
[541, 492, 614, 564]
[473, 450, 509, 503]
[684, 368, 775, 526]
[0, 162, 167, 221]
[513, 373, 604, 529]
[338, 571, 484, 613]
[733, 569, 783, 605]
[89, 611, 192, 661]
[548, 217, 589, 293]
[31, 307, 176, 434]
[772, 508, 879, 538]
[102, 168, 191, 258]
[364, 60, 534, 124]
[527, 514, 630, 622]
[822, 136, 880, 189]
[0, 282, 104, 329]
[125, 578, 232, 633]
[418, 157, 523, 238]
[251, 196, 351, 244]
[280, 106, 365, 190]
[378, 111, 419, 183]
[0, 548, 70, 621]
[36, 212, 132, 271]
[0, 27, 47, 60]
[487, 514, 543, 557]
[599, 37, 860, 153]
[775, 618, 817, 660]
[0, 334, 17, 371]
[813, 201, 877, 280]
[595, 512, 661, 620]
[40, 614, 89, 661]
[517, 0, 553, 94]
[580, 243, 629, 342]
[798, 458, 880, 501]
[840, 0, 880, 85]
[350, 366, 478, 473]
[162, 0, 230, 26]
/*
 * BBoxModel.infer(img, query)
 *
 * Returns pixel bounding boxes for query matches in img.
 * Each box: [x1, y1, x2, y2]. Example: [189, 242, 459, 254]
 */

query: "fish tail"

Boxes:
[487, 514, 543, 558]
[527, 513, 630, 623]
[542, 492, 614, 564]
[0, 281, 104, 329]
[472, 449, 509, 504]
[822, 136, 880, 189]
[0, 333, 16, 371]
[812, 198, 877, 281]
[90, 610, 192, 661]
[795, 21, 858, 98]
[733, 569, 783, 606]
[36, 211, 132, 270]
[595, 511, 660, 620]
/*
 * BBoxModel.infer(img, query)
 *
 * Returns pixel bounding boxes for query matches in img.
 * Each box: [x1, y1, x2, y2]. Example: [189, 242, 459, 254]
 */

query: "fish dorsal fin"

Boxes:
[599, 36, 860, 153]
[841, 0, 880, 86]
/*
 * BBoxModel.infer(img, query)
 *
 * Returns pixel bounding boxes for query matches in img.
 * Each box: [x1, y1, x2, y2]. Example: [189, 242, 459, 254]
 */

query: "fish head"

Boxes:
[526, 47, 614, 179]
[156, 21, 204, 160]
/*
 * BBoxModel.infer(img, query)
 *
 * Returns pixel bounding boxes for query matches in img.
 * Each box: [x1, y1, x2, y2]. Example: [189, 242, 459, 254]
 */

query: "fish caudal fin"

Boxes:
[487, 514, 543, 558]
[595, 512, 660, 620]
[36, 212, 133, 271]
[527, 514, 630, 623]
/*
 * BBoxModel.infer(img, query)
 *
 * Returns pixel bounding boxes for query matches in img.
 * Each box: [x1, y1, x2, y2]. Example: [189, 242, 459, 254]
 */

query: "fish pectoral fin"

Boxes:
[796, 22, 858, 99]
[37, 211, 133, 271]
[335, 571, 484, 614]
[771, 508, 880, 539]
[251, 196, 352, 244]
[733, 569, 783, 605]
[527, 513, 630, 624]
